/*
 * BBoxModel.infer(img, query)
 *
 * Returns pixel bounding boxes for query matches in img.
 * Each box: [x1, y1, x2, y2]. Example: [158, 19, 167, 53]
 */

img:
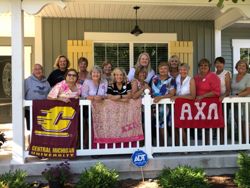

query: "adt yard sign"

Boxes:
[131, 150, 148, 167]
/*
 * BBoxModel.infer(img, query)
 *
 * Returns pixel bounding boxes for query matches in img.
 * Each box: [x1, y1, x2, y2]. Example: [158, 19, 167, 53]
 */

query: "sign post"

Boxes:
[131, 150, 148, 182]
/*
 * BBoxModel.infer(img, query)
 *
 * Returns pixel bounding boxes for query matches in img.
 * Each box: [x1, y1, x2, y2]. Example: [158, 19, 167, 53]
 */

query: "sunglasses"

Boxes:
[67, 73, 77, 77]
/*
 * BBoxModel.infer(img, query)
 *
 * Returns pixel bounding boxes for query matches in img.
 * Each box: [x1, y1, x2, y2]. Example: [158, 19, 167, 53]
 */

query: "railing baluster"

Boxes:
[231, 103, 235, 145]
[80, 105, 83, 150]
[88, 104, 92, 149]
[209, 128, 213, 145]
[171, 103, 175, 147]
[202, 128, 205, 146]
[224, 102, 227, 145]
[195, 128, 198, 146]
[156, 104, 159, 147]
[163, 104, 167, 147]
[238, 103, 242, 144]
[217, 128, 220, 145]
[187, 128, 190, 146]
[246, 102, 249, 144]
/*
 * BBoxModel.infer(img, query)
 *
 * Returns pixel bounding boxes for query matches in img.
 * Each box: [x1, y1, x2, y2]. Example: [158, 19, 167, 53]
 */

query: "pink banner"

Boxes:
[29, 99, 79, 158]
[92, 99, 144, 143]
[174, 98, 224, 128]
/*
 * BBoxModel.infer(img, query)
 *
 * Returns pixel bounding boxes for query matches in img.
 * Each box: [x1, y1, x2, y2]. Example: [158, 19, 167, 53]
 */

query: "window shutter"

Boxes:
[67, 40, 93, 71]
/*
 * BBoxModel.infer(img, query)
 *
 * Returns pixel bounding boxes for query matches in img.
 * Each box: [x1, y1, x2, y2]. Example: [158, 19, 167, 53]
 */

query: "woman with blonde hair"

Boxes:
[47, 55, 70, 87]
[107, 67, 132, 101]
[127, 52, 155, 83]
[168, 55, 181, 78]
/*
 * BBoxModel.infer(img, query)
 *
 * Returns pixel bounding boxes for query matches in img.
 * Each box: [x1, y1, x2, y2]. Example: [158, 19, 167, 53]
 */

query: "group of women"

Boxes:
[44, 53, 250, 146]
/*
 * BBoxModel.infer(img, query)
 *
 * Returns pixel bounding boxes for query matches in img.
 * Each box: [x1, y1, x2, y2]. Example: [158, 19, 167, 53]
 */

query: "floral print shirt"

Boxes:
[151, 75, 176, 97]
[48, 80, 81, 99]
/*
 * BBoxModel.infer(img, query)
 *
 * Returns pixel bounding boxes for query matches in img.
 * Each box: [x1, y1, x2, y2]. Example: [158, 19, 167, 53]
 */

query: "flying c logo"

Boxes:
[35, 106, 76, 137]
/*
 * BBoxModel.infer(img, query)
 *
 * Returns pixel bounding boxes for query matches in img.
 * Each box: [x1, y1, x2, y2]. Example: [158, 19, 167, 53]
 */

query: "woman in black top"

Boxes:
[107, 67, 132, 101]
[47, 55, 70, 87]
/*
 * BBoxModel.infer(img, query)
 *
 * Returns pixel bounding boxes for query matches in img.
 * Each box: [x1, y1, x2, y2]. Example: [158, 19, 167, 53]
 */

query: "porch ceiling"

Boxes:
[37, 2, 222, 20]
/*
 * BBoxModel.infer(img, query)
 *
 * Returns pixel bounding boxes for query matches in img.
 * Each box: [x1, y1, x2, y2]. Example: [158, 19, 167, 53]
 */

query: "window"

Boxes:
[94, 42, 168, 73]
[94, 43, 129, 72]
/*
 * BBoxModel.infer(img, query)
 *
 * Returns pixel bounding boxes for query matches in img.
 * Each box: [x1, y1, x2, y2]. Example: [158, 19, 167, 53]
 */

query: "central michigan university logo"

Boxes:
[35, 106, 76, 137]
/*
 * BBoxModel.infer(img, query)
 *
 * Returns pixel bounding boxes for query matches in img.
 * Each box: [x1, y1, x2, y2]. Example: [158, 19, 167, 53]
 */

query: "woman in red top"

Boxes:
[194, 58, 220, 100]
[194, 58, 221, 145]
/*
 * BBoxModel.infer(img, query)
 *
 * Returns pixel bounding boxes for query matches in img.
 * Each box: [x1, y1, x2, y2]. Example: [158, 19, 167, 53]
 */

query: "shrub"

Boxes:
[76, 162, 119, 188]
[0, 169, 30, 188]
[234, 152, 250, 188]
[41, 160, 72, 184]
[158, 165, 209, 188]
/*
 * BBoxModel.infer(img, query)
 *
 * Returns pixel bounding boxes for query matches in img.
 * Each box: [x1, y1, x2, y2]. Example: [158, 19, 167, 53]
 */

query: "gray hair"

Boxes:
[88, 65, 103, 80]
[178, 63, 190, 71]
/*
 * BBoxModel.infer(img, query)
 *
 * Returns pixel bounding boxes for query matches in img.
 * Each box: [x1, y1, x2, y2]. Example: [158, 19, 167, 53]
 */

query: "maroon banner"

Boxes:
[29, 99, 79, 158]
[174, 98, 224, 128]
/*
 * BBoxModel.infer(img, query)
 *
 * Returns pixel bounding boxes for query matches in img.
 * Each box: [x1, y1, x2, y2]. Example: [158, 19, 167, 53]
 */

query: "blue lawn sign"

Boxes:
[131, 150, 148, 168]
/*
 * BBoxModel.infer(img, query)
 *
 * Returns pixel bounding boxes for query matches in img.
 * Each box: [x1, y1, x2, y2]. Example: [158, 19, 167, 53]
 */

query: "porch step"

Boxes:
[0, 152, 240, 180]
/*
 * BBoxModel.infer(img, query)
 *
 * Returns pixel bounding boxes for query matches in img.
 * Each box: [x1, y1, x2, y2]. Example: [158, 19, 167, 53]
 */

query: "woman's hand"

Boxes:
[59, 97, 71, 103]
[94, 96, 104, 101]
[170, 96, 178, 101]
[196, 95, 204, 101]
[120, 98, 129, 102]
[153, 96, 163, 103]
[143, 84, 151, 91]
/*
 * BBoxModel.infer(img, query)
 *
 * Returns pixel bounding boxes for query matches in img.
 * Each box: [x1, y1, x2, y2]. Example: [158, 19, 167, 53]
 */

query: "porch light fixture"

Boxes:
[131, 6, 143, 36]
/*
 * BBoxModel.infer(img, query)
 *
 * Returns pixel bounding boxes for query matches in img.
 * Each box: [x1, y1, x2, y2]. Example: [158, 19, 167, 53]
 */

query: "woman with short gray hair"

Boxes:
[81, 65, 108, 101]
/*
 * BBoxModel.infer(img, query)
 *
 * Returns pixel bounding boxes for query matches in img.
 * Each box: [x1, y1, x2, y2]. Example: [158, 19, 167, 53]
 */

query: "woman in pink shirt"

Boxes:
[194, 58, 220, 145]
[47, 68, 81, 102]
[194, 58, 220, 100]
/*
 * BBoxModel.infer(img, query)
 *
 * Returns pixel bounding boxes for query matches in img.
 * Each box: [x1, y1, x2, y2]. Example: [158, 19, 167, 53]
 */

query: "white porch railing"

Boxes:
[23, 91, 250, 160]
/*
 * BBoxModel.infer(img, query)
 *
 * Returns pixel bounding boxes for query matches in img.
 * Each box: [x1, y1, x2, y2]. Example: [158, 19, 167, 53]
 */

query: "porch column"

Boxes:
[11, 0, 25, 164]
[214, 29, 221, 58]
[143, 89, 153, 159]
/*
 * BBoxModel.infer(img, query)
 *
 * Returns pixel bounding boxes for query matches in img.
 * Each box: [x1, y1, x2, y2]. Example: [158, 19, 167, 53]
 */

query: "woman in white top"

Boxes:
[214, 57, 231, 144]
[171, 63, 196, 100]
[171, 63, 196, 146]
[127, 52, 155, 83]
[214, 57, 231, 100]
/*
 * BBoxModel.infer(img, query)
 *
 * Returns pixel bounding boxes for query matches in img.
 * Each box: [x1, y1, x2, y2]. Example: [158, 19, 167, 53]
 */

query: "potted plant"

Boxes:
[41, 160, 72, 188]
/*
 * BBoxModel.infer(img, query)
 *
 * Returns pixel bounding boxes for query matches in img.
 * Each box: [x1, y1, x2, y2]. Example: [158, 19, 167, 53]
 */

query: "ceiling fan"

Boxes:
[130, 6, 143, 36]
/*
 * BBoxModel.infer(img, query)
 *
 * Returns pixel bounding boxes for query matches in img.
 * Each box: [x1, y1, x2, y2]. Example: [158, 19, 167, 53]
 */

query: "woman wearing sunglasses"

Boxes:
[47, 68, 81, 103]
